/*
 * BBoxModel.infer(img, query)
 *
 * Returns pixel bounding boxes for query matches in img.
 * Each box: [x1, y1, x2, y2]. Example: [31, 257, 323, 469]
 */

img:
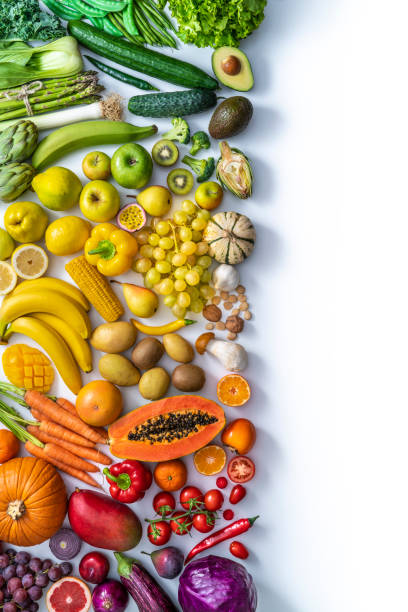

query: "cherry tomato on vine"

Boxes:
[230, 541, 249, 559]
[229, 484, 246, 505]
[153, 491, 176, 516]
[227, 456, 256, 484]
[204, 489, 224, 511]
[147, 521, 171, 546]
[192, 512, 216, 533]
[170, 511, 193, 535]
[180, 486, 204, 510]
[216, 476, 228, 489]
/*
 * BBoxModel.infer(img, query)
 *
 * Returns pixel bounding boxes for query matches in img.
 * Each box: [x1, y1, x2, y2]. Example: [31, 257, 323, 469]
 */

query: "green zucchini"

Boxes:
[68, 20, 218, 90]
[85, 56, 158, 91]
[128, 89, 217, 117]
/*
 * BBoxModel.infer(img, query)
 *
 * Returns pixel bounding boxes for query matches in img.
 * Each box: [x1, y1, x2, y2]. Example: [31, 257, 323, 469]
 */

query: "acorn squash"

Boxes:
[203, 211, 256, 264]
[108, 395, 225, 461]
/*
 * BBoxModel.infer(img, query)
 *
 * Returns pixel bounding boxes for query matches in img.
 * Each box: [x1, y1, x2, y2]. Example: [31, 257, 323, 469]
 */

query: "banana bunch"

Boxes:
[0, 278, 93, 395]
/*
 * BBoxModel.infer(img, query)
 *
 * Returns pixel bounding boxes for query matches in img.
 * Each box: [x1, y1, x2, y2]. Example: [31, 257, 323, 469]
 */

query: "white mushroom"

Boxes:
[195, 333, 248, 372]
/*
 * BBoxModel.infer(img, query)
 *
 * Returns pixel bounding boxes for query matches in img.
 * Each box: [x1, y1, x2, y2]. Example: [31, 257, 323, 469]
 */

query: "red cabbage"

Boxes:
[178, 555, 257, 611]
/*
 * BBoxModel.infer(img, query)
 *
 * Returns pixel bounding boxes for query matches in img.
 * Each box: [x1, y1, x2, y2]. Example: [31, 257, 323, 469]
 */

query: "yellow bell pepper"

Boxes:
[85, 223, 138, 277]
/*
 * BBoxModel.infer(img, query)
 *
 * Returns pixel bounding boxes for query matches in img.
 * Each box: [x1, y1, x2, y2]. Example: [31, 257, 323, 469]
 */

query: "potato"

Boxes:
[99, 354, 140, 386]
[139, 367, 170, 400]
[172, 364, 206, 392]
[91, 322, 137, 353]
[163, 333, 194, 363]
[131, 337, 164, 370]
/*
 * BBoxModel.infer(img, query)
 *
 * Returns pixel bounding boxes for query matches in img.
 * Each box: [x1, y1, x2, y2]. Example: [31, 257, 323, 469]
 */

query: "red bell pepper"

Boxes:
[103, 460, 152, 503]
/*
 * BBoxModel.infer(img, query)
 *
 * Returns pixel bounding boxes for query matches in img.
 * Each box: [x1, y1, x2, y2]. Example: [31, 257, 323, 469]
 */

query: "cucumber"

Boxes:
[68, 20, 218, 90]
[84, 55, 158, 91]
[32, 120, 157, 171]
[128, 89, 217, 118]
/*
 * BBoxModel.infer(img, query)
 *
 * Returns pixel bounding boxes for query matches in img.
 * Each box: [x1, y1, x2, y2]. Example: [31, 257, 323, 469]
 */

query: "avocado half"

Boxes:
[212, 46, 254, 92]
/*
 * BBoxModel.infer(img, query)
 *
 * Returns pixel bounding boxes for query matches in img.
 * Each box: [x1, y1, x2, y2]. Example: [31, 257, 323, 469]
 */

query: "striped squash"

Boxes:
[203, 211, 256, 264]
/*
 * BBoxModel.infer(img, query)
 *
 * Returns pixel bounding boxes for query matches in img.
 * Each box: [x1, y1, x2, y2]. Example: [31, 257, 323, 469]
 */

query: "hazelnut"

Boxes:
[203, 304, 222, 322]
[225, 315, 244, 333]
[195, 332, 215, 354]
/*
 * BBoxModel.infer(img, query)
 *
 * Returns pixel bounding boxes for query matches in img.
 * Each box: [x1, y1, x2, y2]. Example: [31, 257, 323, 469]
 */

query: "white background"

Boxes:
[2, 0, 408, 610]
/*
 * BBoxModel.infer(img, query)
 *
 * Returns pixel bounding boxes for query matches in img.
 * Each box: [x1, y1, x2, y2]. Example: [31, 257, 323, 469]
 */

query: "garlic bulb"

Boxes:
[207, 339, 248, 372]
[212, 264, 240, 292]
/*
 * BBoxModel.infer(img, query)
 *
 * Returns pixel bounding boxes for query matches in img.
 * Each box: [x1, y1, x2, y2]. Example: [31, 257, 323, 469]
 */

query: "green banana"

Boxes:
[0, 120, 38, 165]
[0, 162, 35, 202]
[32, 120, 158, 171]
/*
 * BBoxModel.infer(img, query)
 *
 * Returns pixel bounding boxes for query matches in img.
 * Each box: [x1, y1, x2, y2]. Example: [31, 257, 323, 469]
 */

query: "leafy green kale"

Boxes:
[159, 0, 267, 48]
[0, 0, 65, 41]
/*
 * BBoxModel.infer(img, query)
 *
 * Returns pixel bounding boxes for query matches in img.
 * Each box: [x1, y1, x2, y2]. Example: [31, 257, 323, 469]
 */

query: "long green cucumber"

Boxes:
[68, 20, 218, 90]
[32, 120, 157, 171]
[128, 89, 217, 117]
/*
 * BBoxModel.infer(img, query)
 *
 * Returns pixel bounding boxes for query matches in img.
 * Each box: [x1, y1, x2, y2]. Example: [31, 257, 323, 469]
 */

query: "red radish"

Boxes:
[79, 552, 110, 584]
[46, 576, 91, 612]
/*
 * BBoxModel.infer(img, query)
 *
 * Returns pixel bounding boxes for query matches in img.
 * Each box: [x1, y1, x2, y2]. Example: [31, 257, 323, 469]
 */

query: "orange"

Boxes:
[217, 374, 251, 407]
[194, 444, 227, 476]
[154, 459, 187, 491]
[0, 430, 19, 463]
[76, 380, 123, 427]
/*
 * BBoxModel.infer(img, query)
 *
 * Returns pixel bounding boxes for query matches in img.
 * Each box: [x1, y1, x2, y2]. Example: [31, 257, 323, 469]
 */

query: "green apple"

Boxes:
[4, 202, 48, 243]
[0, 228, 14, 260]
[80, 180, 121, 222]
[195, 181, 224, 211]
[111, 143, 153, 189]
[82, 151, 111, 180]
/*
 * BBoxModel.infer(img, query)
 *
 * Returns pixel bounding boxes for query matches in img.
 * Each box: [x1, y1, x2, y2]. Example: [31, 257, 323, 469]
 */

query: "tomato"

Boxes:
[223, 509, 234, 521]
[216, 476, 228, 489]
[192, 512, 216, 533]
[180, 486, 204, 510]
[227, 456, 255, 483]
[170, 511, 193, 535]
[153, 491, 176, 516]
[230, 541, 249, 560]
[229, 484, 246, 505]
[221, 419, 256, 454]
[204, 489, 224, 511]
[147, 521, 171, 546]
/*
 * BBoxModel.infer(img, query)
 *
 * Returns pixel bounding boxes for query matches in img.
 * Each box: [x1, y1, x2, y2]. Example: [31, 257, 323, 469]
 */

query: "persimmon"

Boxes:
[76, 380, 123, 427]
[221, 418, 256, 454]
[0, 429, 19, 463]
[154, 459, 187, 492]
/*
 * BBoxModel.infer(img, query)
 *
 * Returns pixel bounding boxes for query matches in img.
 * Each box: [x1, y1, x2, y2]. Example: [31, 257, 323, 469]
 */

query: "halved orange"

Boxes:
[217, 374, 251, 407]
[194, 445, 227, 476]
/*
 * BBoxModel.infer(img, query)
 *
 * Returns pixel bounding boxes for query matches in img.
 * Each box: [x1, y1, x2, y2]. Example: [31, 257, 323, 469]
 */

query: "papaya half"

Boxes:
[108, 395, 225, 462]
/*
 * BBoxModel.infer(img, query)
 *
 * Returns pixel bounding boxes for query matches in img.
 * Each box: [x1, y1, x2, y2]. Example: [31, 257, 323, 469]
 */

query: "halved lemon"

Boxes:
[194, 444, 227, 476]
[0, 261, 17, 295]
[11, 244, 48, 280]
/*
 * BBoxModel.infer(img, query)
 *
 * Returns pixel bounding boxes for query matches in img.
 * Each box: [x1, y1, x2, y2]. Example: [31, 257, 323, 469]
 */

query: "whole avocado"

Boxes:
[209, 97, 253, 139]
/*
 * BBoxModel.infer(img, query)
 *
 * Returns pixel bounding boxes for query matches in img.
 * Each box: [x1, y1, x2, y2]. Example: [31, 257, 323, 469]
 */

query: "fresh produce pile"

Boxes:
[0, 1, 267, 609]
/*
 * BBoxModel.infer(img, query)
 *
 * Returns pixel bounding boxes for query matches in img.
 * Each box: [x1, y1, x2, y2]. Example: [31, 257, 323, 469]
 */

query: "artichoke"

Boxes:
[0, 120, 38, 165]
[216, 141, 253, 199]
[0, 162, 35, 202]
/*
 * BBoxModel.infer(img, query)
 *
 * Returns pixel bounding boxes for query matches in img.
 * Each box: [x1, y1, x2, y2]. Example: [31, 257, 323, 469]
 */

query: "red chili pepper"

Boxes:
[184, 516, 259, 564]
[229, 484, 246, 505]
[103, 460, 151, 503]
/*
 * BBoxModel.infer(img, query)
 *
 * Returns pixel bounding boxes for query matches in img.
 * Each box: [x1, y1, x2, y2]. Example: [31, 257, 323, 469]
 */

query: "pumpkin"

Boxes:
[0, 429, 19, 463]
[203, 211, 256, 264]
[0, 457, 67, 546]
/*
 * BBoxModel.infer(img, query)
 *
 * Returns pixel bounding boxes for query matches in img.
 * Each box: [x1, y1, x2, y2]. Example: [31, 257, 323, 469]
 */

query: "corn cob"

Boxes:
[65, 256, 124, 322]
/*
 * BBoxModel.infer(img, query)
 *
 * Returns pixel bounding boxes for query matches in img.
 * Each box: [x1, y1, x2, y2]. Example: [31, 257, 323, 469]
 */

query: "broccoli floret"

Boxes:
[182, 155, 215, 183]
[189, 131, 211, 156]
[163, 117, 190, 144]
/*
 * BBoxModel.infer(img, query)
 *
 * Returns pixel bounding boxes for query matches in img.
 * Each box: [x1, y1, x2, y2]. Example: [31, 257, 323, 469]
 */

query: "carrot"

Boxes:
[25, 441, 101, 489]
[31, 408, 95, 448]
[24, 389, 101, 444]
[27, 426, 112, 465]
[43, 442, 99, 473]
[57, 397, 109, 443]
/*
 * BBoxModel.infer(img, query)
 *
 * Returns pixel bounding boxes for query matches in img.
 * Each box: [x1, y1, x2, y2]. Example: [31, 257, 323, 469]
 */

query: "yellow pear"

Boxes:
[112, 281, 158, 318]
[137, 185, 172, 217]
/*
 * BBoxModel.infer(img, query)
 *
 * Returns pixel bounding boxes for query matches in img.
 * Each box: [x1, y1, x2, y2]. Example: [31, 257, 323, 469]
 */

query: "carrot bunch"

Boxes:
[0, 384, 112, 489]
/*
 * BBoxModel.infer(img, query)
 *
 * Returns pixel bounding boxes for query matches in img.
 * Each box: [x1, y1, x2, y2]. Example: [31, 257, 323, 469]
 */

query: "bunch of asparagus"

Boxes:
[0, 71, 103, 121]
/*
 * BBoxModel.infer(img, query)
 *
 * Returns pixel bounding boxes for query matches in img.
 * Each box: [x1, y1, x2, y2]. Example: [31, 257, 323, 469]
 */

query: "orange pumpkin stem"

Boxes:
[7, 500, 26, 520]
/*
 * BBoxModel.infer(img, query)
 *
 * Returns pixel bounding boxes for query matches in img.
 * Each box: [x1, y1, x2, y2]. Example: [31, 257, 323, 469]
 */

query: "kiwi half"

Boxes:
[167, 168, 194, 195]
[152, 139, 179, 166]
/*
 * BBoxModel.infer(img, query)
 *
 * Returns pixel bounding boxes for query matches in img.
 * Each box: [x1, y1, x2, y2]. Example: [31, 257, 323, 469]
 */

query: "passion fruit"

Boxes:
[167, 168, 194, 195]
[116, 203, 146, 232]
[152, 139, 179, 166]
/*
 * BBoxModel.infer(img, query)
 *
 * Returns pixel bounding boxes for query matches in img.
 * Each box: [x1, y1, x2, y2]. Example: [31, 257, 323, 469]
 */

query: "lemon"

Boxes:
[0, 262, 17, 294]
[11, 244, 48, 280]
[0, 228, 14, 261]
[45, 216, 91, 256]
[32, 166, 82, 211]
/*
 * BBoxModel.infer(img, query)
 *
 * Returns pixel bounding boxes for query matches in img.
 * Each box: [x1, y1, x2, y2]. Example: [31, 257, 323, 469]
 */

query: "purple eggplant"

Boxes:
[114, 552, 177, 612]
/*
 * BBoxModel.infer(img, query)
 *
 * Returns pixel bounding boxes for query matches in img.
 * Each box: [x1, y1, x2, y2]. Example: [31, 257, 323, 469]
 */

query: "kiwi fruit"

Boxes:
[167, 168, 194, 195]
[152, 139, 179, 166]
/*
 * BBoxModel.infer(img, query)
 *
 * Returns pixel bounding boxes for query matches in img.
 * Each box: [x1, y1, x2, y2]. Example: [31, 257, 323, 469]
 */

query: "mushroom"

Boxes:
[195, 333, 248, 372]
